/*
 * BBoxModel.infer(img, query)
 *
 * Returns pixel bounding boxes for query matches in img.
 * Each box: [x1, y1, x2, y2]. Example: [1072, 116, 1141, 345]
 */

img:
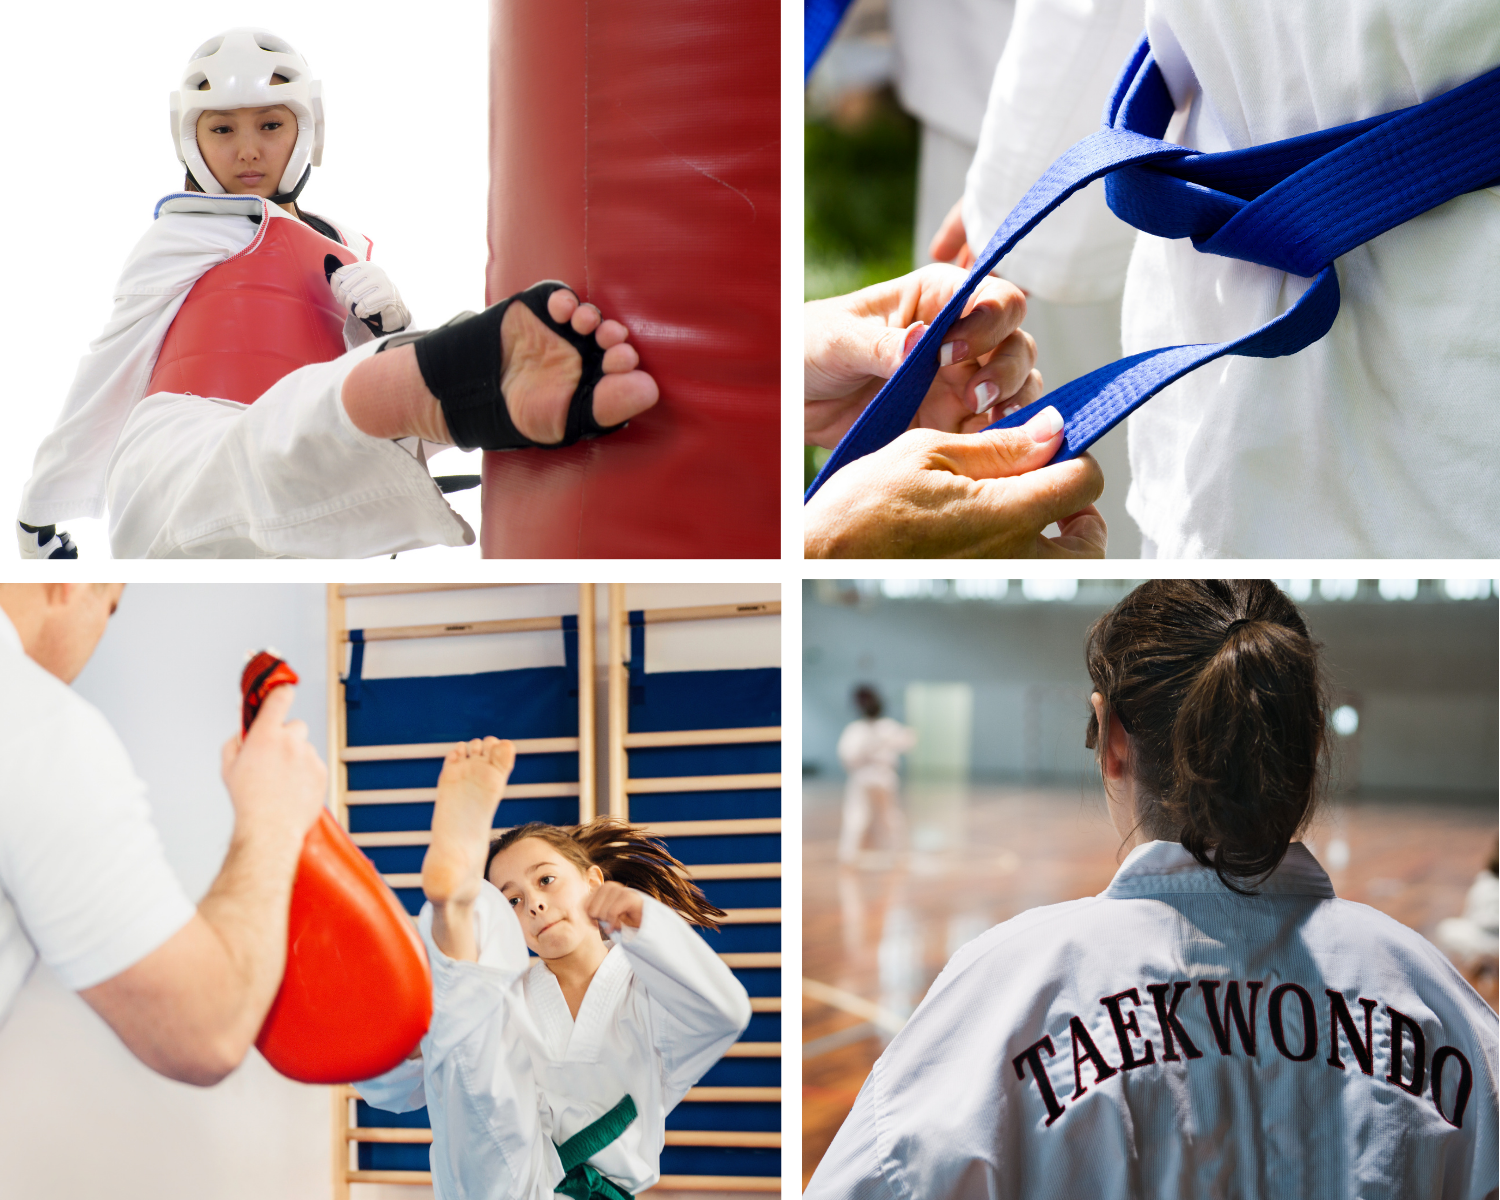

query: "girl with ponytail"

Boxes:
[808, 580, 1497, 1200]
[357, 738, 750, 1200]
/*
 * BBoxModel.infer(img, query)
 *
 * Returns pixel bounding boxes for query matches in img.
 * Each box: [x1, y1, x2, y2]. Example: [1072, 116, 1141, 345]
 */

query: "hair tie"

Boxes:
[1224, 618, 1254, 637]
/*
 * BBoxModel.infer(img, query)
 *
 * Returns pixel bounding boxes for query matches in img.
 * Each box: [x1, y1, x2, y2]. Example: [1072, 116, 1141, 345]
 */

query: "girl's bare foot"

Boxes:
[500, 288, 658, 443]
[421, 737, 515, 960]
[340, 288, 658, 445]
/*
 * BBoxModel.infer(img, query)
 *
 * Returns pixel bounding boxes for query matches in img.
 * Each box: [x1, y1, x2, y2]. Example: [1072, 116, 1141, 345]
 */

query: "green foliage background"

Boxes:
[804, 93, 919, 485]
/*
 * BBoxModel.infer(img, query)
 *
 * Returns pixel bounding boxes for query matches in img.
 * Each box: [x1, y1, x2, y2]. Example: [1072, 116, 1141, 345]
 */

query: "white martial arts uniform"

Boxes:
[20, 194, 472, 558]
[962, 0, 1500, 557]
[888, 0, 1015, 261]
[836, 717, 917, 863]
[356, 885, 752, 1200]
[806, 840, 1499, 1200]
[0, 611, 195, 1025]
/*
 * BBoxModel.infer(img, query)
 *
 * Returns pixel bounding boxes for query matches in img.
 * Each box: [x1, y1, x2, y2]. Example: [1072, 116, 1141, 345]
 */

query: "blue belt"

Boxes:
[804, 0, 855, 81]
[804, 35, 1500, 502]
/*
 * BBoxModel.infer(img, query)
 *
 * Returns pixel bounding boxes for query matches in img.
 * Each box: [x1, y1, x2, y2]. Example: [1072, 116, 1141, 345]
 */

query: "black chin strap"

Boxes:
[268, 164, 312, 206]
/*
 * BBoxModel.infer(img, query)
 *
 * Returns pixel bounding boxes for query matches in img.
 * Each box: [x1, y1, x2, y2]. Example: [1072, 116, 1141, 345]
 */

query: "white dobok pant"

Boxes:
[105, 339, 474, 559]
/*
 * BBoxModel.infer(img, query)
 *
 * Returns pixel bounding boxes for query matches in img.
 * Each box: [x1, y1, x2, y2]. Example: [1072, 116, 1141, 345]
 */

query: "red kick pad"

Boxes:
[240, 652, 432, 1084]
[150, 217, 357, 405]
[481, 0, 779, 557]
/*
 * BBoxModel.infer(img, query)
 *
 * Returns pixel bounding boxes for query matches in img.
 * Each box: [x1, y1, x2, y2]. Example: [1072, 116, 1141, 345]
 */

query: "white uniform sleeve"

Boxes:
[804, 1072, 903, 1200]
[353, 1054, 427, 1114]
[961, 0, 1145, 302]
[618, 895, 752, 1107]
[18, 212, 257, 526]
[0, 669, 194, 991]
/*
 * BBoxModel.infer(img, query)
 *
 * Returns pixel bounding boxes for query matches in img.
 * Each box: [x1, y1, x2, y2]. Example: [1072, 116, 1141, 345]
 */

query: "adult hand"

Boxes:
[586, 881, 645, 936]
[805, 264, 1041, 448]
[220, 685, 327, 846]
[928, 198, 976, 269]
[804, 406, 1108, 558]
[330, 261, 412, 335]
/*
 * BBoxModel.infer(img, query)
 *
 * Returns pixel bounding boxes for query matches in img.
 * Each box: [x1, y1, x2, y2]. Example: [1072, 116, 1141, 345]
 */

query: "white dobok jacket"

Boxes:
[806, 841, 1498, 1200]
[357, 885, 752, 1200]
[837, 718, 917, 795]
[20, 195, 468, 557]
[961, 0, 1500, 557]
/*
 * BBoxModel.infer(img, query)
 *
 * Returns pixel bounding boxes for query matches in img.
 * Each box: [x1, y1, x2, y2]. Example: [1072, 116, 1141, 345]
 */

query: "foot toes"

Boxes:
[571, 303, 602, 336]
[547, 288, 579, 324]
[595, 318, 629, 350]
[602, 342, 639, 374]
[593, 370, 659, 427]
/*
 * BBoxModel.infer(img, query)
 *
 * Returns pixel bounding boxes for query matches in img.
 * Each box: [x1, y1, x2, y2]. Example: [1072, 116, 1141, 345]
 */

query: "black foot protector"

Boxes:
[377, 281, 623, 452]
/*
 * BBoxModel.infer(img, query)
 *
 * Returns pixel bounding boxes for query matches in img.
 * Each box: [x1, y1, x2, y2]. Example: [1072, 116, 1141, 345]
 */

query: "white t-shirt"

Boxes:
[356, 886, 752, 1200]
[963, 0, 1500, 556]
[806, 840, 1498, 1200]
[0, 611, 195, 1025]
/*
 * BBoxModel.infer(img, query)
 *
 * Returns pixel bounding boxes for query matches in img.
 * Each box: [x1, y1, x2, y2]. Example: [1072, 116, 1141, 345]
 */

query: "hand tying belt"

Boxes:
[804, 34, 1500, 501]
[553, 1094, 639, 1200]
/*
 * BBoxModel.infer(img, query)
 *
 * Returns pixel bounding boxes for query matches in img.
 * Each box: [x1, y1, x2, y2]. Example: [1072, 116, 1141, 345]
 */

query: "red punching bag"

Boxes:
[481, 0, 779, 558]
[150, 218, 357, 404]
[241, 652, 432, 1084]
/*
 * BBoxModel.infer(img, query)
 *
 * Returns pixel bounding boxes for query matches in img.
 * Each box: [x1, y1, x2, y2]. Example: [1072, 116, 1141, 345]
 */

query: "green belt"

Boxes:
[554, 1094, 638, 1200]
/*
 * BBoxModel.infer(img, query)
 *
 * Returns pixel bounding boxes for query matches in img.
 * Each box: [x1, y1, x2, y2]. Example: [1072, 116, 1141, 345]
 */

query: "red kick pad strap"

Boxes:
[240, 651, 432, 1084]
[150, 217, 357, 405]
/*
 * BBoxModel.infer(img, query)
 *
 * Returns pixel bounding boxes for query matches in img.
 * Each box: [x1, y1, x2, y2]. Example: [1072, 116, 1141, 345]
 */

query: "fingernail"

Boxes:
[940, 339, 968, 367]
[974, 381, 1000, 412]
[1024, 405, 1065, 441]
[902, 322, 927, 360]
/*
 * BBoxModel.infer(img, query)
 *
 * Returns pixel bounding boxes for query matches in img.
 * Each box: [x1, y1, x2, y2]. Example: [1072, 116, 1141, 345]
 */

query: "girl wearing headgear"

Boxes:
[16, 29, 657, 558]
[356, 738, 751, 1199]
[807, 580, 1497, 1199]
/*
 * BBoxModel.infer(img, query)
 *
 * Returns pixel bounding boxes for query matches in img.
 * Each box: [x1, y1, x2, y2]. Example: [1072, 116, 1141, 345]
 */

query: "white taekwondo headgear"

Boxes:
[170, 28, 324, 202]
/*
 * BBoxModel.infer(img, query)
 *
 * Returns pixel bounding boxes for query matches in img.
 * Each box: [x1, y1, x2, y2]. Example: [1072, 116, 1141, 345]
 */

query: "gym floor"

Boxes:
[801, 780, 1500, 1187]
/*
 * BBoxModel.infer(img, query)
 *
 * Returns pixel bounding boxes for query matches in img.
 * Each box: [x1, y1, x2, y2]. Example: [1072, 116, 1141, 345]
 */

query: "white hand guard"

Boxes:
[329, 261, 412, 335]
[17, 521, 78, 559]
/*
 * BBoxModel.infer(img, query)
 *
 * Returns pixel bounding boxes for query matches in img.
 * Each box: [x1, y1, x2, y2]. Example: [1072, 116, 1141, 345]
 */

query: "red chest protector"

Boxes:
[149, 215, 359, 404]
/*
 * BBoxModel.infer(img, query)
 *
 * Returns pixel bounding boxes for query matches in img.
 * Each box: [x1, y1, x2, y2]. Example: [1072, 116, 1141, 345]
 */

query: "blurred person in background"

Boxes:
[1435, 836, 1499, 1010]
[837, 685, 917, 865]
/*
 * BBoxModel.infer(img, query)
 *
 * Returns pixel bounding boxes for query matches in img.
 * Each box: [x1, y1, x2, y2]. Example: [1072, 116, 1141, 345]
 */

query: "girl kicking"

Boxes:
[357, 737, 751, 1199]
[18, 27, 656, 558]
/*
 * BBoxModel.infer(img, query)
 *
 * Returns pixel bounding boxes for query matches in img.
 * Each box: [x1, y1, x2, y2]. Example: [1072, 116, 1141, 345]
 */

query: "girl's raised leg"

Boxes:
[420, 736, 516, 961]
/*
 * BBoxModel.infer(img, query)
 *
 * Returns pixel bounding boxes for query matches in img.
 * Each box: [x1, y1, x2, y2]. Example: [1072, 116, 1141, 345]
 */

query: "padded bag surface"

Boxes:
[480, 0, 779, 558]
[241, 653, 433, 1084]
[150, 216, 357, 405]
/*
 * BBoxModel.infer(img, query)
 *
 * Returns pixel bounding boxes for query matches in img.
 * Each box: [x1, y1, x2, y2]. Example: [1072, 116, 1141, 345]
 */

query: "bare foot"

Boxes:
[340, 288, 659, 446]
[500, 288, 659, 444]
[421, 737, 515, 960]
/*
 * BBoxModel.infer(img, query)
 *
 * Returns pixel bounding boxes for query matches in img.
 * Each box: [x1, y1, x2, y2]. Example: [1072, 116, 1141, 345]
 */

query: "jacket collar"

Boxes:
[1102, 839, 1335, 899]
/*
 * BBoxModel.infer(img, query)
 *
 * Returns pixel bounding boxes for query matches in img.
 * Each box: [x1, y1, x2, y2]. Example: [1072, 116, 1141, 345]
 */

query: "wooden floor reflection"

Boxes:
[801, 780, 1499, 1187]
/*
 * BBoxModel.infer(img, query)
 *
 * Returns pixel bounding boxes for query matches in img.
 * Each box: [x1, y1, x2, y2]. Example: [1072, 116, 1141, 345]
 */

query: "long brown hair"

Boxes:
[486, 817, 725, 929]
[1084, 579, 1330, 894]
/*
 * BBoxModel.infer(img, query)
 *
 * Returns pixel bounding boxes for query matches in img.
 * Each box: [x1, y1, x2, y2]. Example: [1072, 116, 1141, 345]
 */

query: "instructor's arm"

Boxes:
[78, 685, 325, 1086]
